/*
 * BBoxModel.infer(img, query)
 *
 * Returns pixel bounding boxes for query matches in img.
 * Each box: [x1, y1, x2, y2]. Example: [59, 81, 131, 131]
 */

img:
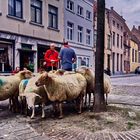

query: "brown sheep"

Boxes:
[0, 70, 32, 112]
[35, 72, 87, 118]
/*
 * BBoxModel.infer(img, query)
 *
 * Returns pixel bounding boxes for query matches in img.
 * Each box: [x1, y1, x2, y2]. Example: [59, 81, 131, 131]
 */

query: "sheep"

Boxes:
[0, 70, 32, 112]
[19, 75, 51, 119]
[35, 71, 87, 118]
[76, 66, 111, 108]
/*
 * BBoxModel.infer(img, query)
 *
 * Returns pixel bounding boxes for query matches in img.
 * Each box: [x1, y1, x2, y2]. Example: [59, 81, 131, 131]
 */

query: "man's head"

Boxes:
[50, 43, 56, 50]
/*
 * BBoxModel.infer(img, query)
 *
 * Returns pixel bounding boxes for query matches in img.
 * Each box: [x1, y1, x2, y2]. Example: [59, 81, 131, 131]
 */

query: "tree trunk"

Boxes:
[93, 0, 107, 112]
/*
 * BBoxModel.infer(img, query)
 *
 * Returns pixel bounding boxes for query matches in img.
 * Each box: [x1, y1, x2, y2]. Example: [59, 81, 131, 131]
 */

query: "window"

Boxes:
[86, 29, 91, 45]
[67, 0, 74, 12]
[67, 22, 74, 40]
[77, 57, 90, 67]
[77, 5, 83, 16]
[117, 53, 119, 71]
[86, 10, 91, 20]
[86, 58, 89, 67]
[113, 32, 115, 46]
[132, 49, 134, 62]
[117, 23, 119, 29]
[138, 52, 140, 63]
[121, 36, 123, 48]
[107, 35, 111, 49]
[77, 26, 83, 43]
[94, 30, 97, 47]
[113, 20, 115, 26]
[117, 34, 119, 47]
[77, 57, 82, 67]
[121, 26, 123, 31]
[31, 0, 42, 24]
[48, 5, 58, 29]
[0, 43, 13, 72]
[8, 0, 23, 18]
[135, 50, 137, 62]
[120, 54, 122, 71]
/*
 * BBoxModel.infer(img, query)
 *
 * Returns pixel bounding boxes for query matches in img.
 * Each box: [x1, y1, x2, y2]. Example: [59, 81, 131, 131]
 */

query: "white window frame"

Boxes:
[67, 22, 74, 40]
[67, 0, 74, 12]
[86, 29, 91, 45]
[77, 56, 90, 68]
[77, 5, 83, 16]
[78, 26, 83, 43]
[86, 10, 91, 20]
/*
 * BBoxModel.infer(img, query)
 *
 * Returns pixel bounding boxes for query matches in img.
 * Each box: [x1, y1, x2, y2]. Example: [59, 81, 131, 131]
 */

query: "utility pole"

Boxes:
[93, 0, 107, 112]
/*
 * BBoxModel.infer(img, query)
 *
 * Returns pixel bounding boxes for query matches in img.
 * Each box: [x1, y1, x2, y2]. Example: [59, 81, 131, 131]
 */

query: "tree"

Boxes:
[93, 0, 107, 112]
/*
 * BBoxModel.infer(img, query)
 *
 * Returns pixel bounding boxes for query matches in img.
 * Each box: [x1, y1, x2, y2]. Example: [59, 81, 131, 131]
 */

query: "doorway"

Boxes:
[20, 50, 34, 72]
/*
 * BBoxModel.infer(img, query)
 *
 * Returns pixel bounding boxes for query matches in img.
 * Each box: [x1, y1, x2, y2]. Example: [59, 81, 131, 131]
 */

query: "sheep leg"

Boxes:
[9, 98, 12, 111]
[52, 102, 58, 117]
[58, 102, 63, 119]
[20, 97, 24, 114]
[31, 106, 35, 119]
[88, 93, 91, 109]
[84, 93, 87, 107]
[41, 103, 45, 118]
[14, 96, 19, 113]
[106, 93, 108, 105]
[78, 95, 83, 114]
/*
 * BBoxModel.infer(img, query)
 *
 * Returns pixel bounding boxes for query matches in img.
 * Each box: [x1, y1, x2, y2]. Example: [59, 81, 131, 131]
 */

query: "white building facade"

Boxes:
[64, 0, 94, 69]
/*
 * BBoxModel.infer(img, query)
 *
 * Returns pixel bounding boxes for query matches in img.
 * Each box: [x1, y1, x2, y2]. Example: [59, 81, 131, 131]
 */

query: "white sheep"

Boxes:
[76, 66, 111, 107]
[19, 75, 50, 119]
[0, 70, 32, 112]
[35, 72, 87, 118]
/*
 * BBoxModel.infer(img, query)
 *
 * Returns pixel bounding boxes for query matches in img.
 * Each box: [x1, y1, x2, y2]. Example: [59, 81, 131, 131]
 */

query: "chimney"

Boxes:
[111, 7, 114, 10]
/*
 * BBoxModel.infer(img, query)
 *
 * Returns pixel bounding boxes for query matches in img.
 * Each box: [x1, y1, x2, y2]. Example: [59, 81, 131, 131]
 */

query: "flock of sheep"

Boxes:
[0, 67, 111, 119]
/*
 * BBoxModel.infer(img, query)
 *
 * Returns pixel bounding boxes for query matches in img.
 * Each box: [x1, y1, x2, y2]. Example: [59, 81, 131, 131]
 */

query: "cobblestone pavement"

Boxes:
[0, 75, 140, 140]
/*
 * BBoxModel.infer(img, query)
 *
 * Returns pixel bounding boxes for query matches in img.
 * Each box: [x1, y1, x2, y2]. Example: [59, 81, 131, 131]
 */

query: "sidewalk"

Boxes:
[108, 94, 140, 106]
[111, 73, 138, 78]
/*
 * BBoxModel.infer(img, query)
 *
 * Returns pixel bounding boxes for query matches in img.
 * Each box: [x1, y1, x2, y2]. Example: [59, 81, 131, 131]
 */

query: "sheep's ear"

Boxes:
[44, 72, 48, 78]
[36, 94, 42, 99]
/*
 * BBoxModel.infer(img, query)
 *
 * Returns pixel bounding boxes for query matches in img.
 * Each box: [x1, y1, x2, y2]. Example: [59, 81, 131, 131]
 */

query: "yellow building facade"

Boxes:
[130, 39, 140, 72]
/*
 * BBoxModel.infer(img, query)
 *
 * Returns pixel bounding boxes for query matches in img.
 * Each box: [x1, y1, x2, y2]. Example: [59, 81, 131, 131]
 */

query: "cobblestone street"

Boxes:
[0, 75, 140, 140]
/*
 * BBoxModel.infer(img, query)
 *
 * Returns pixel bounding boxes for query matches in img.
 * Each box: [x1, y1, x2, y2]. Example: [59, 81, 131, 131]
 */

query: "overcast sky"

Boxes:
[106, 0, 140, 29]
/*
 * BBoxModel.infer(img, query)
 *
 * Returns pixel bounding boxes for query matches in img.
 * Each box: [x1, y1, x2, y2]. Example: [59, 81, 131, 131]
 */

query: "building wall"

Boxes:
[64, 0, 94, 69]
[104, 9, 112, 72]
[0, 0, 64, 42]
[0, 0, 64, 72]
[108, 8, 124, 74]
[130, 39, 139, 72]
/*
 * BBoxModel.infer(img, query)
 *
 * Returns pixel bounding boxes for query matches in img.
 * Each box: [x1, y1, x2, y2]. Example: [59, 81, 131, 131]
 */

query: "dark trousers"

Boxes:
[46, 66, 57, 72]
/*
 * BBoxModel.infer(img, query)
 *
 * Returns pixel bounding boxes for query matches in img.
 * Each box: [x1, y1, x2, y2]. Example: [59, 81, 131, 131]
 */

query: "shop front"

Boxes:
[0, 42, 14, 73]
[18, 44, 36, 72]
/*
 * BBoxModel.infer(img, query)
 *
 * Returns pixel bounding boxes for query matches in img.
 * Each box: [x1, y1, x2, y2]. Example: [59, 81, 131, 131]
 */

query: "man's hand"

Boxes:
[51, 60, 55, 64]
[43, 62, 46, 66]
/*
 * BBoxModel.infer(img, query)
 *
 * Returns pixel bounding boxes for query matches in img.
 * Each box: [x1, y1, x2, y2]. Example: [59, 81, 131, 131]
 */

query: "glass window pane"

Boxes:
[53, 15, 57, 28]
[31, 7, 35, 22]
[8, 0, 14, 15]
[16, 1, 22, 17]
[36, 9, 41, 23]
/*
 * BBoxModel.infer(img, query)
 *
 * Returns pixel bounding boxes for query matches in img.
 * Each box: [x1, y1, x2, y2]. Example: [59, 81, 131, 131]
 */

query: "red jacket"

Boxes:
[44, 49, 59, 67]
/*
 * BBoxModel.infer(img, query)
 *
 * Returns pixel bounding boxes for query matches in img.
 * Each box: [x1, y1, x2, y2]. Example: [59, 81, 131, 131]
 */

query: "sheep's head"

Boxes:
[55, 69, 65, 75]
[35, 72, 48, 87]
[76, 66, 89, 75]
[16, 70, 33, 80]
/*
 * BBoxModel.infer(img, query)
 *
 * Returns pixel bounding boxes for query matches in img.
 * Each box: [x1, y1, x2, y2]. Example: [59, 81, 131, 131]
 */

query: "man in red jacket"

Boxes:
[44, 43, 59, 72]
